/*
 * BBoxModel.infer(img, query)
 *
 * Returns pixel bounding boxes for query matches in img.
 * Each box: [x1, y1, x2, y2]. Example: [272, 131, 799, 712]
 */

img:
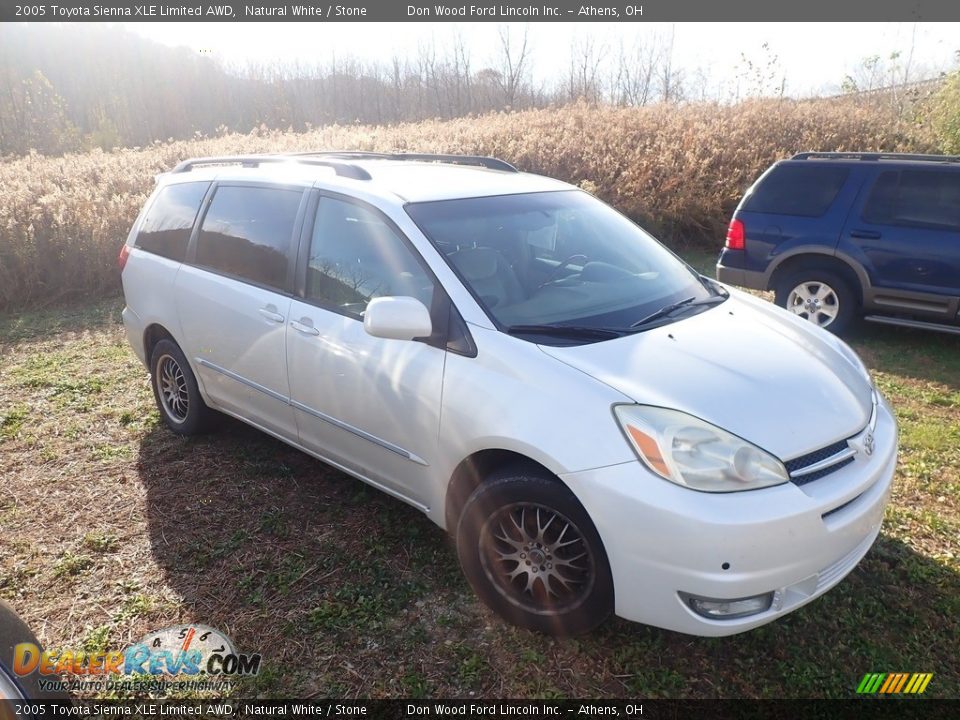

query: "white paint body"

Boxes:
[121, 160, 897, 636]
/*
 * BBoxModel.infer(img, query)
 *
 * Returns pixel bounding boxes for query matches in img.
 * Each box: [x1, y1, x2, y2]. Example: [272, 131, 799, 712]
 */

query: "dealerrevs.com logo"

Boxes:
[12, 624, 260, 694]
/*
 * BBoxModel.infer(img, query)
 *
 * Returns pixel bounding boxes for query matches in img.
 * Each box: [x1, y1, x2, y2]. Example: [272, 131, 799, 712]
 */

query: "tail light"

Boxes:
[725, 219, 745, 250]
[118, 244, 131, 271]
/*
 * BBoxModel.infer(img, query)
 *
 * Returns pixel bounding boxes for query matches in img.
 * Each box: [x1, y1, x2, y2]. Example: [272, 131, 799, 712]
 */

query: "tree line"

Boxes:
[0, 24, 690, 157]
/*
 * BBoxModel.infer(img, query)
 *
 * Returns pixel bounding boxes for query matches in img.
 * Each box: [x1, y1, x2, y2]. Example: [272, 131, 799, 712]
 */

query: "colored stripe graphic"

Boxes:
[857, 672, 933, 694]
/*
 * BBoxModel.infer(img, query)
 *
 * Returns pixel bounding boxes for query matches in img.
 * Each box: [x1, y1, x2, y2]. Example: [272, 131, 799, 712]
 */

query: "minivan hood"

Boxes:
[540, 293, 873, 461]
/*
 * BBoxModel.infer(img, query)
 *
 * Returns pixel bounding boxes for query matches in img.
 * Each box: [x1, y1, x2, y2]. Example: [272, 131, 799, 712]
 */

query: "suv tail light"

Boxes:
[118, 244, 130, 271]
[725, 219, 745, 250]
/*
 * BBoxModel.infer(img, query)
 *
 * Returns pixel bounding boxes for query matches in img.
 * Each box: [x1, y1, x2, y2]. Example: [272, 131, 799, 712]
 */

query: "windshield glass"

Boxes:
[406, 190, 714, 333]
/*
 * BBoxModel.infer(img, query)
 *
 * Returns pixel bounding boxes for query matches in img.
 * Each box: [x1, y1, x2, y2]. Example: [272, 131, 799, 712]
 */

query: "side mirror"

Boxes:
[363, 296, 433, 341]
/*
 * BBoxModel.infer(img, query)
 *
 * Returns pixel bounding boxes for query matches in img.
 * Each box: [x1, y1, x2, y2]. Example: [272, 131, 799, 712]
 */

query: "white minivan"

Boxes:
[120, 152, 897, 636]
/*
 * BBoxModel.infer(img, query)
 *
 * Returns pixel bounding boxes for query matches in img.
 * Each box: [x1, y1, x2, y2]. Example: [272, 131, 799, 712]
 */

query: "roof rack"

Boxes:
[170, 155, 372, 180]
[292, 150, 519, 173]
[792, 151, 960, 164]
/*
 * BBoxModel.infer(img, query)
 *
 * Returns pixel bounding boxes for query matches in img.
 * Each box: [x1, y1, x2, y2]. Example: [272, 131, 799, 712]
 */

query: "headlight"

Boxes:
[614, 405, 789, 492]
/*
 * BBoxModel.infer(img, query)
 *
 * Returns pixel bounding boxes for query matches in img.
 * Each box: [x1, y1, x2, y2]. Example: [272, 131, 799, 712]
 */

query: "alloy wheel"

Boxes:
[786, 280, 840, 327]
[479, 503, 595, 615]
[157, 354, 189, 422]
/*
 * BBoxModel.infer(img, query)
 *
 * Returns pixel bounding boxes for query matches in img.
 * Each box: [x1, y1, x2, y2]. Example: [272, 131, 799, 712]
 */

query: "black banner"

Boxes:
[3, 0, 960, 22]
[3, 700, 957, 720]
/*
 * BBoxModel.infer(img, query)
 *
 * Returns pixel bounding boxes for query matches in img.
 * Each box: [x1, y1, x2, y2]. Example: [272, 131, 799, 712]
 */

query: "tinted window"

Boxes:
[407, 191, 710, 331]
[863, 170, 960, 231]
[136, 182, 209, 261]
[745, 164, 849, 217]
[306, 197, 435, 316]
[196, 185, 302, 290]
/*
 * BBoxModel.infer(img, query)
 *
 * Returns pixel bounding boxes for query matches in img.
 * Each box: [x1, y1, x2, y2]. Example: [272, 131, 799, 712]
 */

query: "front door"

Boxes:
[286, 195, 445, 506]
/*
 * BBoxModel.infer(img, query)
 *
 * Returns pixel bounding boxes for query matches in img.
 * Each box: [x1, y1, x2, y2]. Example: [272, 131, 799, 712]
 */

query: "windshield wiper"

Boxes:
[630, 294, 727, 329]
[697, 273, 730, 298]
[506, 324, 626, 340]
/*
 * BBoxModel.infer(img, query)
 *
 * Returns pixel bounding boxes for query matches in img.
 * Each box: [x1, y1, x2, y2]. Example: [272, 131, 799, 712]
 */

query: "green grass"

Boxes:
[1, 271, 958, 699]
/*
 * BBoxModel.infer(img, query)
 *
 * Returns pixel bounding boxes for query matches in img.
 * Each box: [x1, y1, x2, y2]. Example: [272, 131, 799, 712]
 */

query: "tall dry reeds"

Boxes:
[0, 99, 932, 312]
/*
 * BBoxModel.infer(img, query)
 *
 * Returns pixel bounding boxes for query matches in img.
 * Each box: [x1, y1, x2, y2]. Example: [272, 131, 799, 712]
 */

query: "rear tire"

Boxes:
[0, 600, 71, 700]
[775, 268, 857, 335]
[456, 471, 613, 636]
[149, 339, 216, 435]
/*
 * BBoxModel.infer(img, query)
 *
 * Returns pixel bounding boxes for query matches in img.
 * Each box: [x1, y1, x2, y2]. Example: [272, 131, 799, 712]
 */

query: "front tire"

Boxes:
[149, 339, 215, 435]
[456, 472, 613, 636]
[775, 269, 857, 334]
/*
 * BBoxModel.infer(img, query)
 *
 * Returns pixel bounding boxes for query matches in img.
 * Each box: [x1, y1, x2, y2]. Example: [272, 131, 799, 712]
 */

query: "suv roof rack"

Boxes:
[792, 151, 960, 164]
[291, 150, 519, 173]
[170, 155, 372, 180]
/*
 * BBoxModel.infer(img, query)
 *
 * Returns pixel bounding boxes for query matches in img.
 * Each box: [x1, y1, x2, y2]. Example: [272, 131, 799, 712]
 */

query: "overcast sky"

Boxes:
[128, 22, 960, 97]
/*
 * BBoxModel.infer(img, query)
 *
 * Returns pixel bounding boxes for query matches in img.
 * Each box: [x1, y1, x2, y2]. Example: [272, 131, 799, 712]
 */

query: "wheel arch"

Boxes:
[143, 323, 179, 365]
[444, 449, 565, 533]
[768, 251, 866, 303]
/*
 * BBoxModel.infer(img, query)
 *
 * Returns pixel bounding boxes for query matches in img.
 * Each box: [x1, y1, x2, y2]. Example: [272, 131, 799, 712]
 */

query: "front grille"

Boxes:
[791, 456, 855, 485]
[784, 439, 850, 474]
[785, 438, 856, 486]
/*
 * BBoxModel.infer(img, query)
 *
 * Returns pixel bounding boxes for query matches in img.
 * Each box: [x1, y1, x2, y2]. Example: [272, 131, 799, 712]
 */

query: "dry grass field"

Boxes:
[0, 102, 956, 699]
[1, 253, 957, 698]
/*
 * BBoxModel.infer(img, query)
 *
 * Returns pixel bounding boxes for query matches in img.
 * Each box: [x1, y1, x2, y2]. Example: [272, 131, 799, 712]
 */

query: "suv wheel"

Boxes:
[456, 472, 613, 636]
[775, 269, 857, 334]
[149, 339, 215, 435]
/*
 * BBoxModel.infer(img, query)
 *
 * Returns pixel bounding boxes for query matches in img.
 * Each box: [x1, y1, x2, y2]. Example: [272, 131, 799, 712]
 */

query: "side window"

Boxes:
[863, 170, 960, 231]
[306, 197, 435, 316]
[744, 164, 849, 217]
[195, 185, 303, 291]
[135, 182, 209, 262]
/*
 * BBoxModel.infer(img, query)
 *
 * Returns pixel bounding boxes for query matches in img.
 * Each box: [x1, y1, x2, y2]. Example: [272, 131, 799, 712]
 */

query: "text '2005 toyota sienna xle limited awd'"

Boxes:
[120, 152, 897, 636]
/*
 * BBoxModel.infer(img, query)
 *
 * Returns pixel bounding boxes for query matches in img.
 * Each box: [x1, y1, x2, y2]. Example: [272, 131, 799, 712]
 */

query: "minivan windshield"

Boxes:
[406, 190, 722, 342]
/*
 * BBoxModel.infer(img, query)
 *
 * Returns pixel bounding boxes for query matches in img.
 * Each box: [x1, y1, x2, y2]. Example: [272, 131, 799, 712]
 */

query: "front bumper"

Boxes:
[561, 396, 897, 636]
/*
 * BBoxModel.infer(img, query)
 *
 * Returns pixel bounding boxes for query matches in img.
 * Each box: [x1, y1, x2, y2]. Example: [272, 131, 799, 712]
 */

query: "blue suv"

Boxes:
[716, 152, 960, 335]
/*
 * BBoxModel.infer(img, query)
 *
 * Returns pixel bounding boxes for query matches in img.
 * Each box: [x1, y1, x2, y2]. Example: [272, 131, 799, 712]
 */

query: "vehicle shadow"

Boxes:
[135, 419, 960, 698]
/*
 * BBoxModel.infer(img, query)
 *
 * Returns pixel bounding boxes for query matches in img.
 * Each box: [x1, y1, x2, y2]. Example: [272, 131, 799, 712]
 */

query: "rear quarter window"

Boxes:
[744, 164, 849, 217]
[135, 182, 210, 262]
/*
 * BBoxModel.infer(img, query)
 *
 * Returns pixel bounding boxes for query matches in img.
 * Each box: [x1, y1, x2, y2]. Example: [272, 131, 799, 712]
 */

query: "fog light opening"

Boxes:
[681, 591, 774, 620]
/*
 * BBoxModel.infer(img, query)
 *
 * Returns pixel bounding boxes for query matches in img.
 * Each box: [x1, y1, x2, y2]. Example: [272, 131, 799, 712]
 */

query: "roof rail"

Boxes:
[792, 151, 960, 164]
[294, 150, 519, 173]
[170, 155, 372, 180]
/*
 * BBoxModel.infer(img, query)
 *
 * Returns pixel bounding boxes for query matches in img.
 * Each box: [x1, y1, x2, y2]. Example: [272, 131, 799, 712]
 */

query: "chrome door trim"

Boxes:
[289, 399, 429, 466]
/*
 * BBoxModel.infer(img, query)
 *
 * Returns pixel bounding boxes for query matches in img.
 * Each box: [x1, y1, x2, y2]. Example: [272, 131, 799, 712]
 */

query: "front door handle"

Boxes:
[258, 306, 285, 323]
[291, 318, 320, 336]
[850, 229, 882, 240]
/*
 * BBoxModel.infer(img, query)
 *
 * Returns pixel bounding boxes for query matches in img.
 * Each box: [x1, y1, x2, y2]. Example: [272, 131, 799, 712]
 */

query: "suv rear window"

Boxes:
[135, 182, 209, 262]
[863, 170, 960, 231]
[744, 164, 849, 217]
[195, 185, 303, 291]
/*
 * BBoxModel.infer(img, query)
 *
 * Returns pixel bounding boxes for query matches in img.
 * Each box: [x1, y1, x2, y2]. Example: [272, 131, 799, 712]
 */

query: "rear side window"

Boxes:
[135, 182, 209, 262]
[195, 185, 303, 291]
[744, 164, 849, 217]
[862, 170, 960, 231]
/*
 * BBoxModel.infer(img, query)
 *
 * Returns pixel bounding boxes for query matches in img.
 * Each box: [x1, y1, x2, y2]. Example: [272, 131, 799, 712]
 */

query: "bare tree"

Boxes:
[495, 25, 532, 108]
[567, 35, 607, 103]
